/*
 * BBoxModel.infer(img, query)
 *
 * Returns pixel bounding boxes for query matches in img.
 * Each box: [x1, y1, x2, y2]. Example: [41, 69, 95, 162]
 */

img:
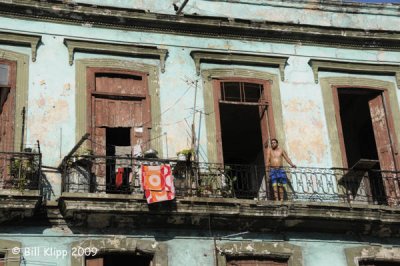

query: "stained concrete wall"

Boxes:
[0, 3, 399, 266]
[0, 2, 399, 196]
[74, 0, 400, 31]
[0, 231, 399, 266]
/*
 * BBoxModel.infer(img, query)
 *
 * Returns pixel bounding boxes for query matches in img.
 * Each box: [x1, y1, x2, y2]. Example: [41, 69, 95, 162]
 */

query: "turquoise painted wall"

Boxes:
[0, 2, 399, 198]
[0, 232, 399, 266]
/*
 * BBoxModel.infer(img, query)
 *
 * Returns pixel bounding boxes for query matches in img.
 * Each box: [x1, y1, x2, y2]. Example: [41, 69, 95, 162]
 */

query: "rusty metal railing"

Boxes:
[60, 154, 400, 206]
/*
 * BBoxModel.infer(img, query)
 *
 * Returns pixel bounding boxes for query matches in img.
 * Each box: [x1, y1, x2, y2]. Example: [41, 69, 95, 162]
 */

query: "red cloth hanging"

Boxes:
[116, 167, 124, 188]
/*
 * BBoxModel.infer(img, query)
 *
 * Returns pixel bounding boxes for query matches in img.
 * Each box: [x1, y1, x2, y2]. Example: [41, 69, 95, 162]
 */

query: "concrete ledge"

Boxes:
[0, 190, 42, 224]
[59, 193, 400, 236]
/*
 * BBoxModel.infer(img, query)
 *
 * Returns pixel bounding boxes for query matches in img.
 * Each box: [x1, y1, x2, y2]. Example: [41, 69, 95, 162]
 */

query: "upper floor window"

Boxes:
[220, 82, 264, 103]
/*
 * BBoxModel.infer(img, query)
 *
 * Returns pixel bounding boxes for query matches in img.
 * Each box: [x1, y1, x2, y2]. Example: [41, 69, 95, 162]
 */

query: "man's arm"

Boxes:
[266, 148, 271, 168]
[282, 150, 296, 168]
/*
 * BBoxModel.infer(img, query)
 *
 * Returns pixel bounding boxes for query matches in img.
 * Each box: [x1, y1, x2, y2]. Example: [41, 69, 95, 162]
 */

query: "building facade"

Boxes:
[0, 0, 400, 265]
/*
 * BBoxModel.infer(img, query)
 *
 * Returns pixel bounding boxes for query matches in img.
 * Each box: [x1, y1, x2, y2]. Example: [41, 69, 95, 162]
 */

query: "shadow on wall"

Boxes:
[41, 170, 56, 201]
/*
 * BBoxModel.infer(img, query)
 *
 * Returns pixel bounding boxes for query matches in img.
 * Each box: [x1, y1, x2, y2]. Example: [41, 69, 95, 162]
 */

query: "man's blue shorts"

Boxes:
[270, 168, 287, 186]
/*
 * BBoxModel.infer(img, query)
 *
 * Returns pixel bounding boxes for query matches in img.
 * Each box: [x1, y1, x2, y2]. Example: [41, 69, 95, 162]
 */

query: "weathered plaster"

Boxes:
[345, 246, 400, 266]
[70, 237, 168, 266]
[216, 241, 303, 266]
[73, 0, 400, 31]
[283, 99, 327, 165]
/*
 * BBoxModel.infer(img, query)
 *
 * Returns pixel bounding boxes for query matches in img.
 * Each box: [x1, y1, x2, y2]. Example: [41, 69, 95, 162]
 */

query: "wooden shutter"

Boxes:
[86, 257, 104, 266]
[368, 94, 399, 205]
[368, 94, 396, 171]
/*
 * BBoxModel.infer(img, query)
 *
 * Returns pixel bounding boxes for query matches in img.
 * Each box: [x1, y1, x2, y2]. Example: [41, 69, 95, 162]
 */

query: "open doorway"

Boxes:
[86, 253, 153, 266]
[215, 80, 271, 198]
[106, 127, 131, 193]
[338, 89, 380, 168]
[220, 104, 264, 165]
[336, 88, 398, 204]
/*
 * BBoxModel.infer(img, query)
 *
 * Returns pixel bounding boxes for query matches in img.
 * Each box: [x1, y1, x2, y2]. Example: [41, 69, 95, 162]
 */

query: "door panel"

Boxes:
[93, 98, 143, 129]
[0, 61, 16, 187]
[86, 257, 103, 266]
[89, 70, 149, 193]
[95, 74, 145, 95]
[368, 95, 396, 171]
[368, 94, 399, 204]
[0, 88, 15, 152]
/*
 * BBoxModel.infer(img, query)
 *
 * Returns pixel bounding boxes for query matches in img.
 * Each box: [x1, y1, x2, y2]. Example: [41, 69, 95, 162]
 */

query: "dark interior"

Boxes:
[338, 89, 379, 168]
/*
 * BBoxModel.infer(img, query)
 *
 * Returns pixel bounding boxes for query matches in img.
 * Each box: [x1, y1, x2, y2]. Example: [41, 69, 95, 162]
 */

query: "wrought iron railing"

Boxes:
[61, 155, 400, 206]
[0, 150, 42, 191]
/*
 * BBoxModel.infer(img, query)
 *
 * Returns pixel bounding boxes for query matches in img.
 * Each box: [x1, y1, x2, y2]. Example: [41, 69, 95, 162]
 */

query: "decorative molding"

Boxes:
[75, 59, 163, 155]
[0, 31, 40, 62]
[216, 242, 303, 266]
[191, 51, 288, 81]
[345, 246, 400, 266]
[64, 39, 168, 73]
[70, 238, 168, 266]
[1, 1, 400, 51]
[309, 59, 400, 88]
[0, 239, 21, 266]
[201, 68, 285, 163]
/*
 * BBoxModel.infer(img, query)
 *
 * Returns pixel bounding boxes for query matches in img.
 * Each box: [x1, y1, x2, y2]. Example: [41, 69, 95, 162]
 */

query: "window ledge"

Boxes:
[308, 59, 400, 88]
[64, 39, 168, 72]
[191, 51, 288, 81]
[0, 31, 41, 62]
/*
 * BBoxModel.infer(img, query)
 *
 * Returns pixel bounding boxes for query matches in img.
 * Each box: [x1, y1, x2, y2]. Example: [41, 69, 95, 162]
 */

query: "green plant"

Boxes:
[8, 155, 39, 191]
[176, 148, 194, 157]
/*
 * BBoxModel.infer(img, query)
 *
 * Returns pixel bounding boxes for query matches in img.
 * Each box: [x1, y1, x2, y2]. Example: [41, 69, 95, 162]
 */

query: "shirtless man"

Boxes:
[266, 138, 296, 201]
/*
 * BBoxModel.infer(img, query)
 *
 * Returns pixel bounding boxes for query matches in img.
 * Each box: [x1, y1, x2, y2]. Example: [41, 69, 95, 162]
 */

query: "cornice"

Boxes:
[309, 59, 400, 88]
[64, 39, 168, 72]
[191, 51, 288, 81]
[0, 31, 41, 62]
[0, 1, 399, 51]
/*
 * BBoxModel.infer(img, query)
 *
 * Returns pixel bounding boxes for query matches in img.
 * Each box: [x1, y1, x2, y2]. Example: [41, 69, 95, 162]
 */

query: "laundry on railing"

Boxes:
[141, 164, 175, 204]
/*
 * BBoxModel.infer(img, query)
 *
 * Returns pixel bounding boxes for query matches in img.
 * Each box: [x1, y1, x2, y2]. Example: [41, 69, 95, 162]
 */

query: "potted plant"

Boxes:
[176, 148, 194, 161]
[8, 155, 39, 191]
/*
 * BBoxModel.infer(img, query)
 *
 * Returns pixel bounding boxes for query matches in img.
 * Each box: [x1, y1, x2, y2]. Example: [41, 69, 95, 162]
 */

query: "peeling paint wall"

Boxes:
[0, 1, 399, 265]
[74, 0, 400, 31]
[0, 233, 398, 266]
[0, 5, 399, 196]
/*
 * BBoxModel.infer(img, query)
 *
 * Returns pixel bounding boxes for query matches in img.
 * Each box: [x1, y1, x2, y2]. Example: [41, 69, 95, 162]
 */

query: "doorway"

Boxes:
[87, 68, 149, 193]
[215, 80, 272, 198]
[335, 87, 398, 204]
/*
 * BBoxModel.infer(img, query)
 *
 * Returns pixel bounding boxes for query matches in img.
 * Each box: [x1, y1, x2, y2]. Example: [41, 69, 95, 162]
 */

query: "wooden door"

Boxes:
[86, 257, 104, 266]
[0, 61, 16, 152]
[0, 61, 16, 188]
[368, 94, 399, 204]
[89, 69, 149, 192]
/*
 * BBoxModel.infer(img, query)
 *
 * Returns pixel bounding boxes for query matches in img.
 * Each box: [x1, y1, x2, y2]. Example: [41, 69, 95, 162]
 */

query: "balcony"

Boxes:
[59, 155, 400, 235]
[0, 151, 42, 223]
